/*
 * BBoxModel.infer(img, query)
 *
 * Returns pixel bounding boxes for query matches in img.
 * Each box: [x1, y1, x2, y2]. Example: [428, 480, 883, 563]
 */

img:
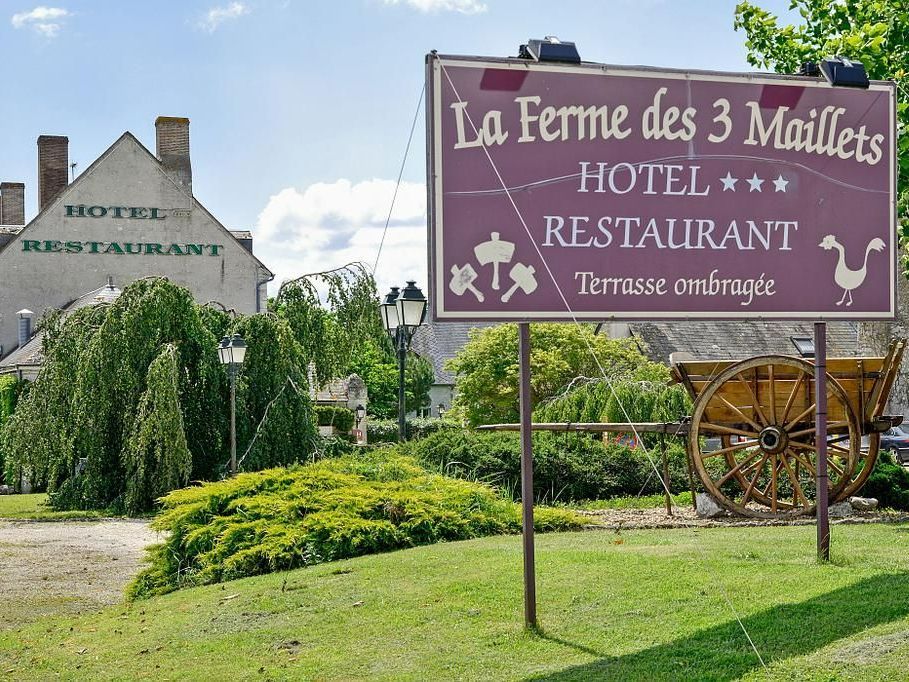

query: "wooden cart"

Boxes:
[672, 339, 906, 519]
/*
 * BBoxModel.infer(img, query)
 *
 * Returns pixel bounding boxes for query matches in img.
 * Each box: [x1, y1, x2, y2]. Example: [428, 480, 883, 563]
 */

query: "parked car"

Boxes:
[880, 426, 909, 465]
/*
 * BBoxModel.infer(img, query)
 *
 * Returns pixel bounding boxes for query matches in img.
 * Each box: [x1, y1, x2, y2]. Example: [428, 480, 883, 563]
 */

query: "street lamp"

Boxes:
[355, 404, 366, 428]
[438, 403, 446, 419]
[382, 281, 427, 442]
[218, 333, 247, 476]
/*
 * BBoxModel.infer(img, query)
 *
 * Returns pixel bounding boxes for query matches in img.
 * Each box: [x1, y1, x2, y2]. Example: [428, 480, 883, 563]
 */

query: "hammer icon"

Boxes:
[501, 263, 537, 302]
[449, 263, 485, 302]
[474, 232, 515, 290]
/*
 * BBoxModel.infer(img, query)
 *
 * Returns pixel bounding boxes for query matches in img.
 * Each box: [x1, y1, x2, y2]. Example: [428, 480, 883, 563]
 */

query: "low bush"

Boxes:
[128, 450, 584, 599]
[401, 430, 691, 503]
[861, 450, 909, 510]
[367, 418, 456, 444]
[312, 405, 355, 432]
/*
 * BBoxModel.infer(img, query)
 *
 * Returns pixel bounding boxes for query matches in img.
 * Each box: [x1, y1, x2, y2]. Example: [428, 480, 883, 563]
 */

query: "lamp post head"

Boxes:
[381, 287, 401, 335]
[218, 335, 231, 365]
[396, 281, 427, 333]
[218, 333, 247, 365]
[355, 403, 366, 423]
[229, 333, 247, 365]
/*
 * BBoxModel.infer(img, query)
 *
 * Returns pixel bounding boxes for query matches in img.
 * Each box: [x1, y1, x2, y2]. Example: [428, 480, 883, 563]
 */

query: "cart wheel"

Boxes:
[689, 355, 860, 519]
[836, 432, 880, 501]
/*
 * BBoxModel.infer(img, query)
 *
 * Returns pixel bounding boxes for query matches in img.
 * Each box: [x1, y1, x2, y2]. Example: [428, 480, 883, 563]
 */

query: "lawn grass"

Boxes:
[574, 491, 693, 510]
[0, 493, 105, 520]
[3, 523, 909, 680]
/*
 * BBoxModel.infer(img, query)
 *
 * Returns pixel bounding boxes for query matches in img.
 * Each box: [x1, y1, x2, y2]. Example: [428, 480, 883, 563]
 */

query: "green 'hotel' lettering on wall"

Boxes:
[65, 205, 166, 220]
[22, 240, 225, 256]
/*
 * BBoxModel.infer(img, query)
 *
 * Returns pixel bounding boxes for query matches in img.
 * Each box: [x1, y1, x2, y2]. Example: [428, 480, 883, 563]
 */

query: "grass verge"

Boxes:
[0, 493, 106, 521]
[2, 523, 909, 680]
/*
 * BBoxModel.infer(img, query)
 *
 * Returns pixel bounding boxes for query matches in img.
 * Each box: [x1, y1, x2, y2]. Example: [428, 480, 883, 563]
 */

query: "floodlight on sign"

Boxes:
[519, 36, 580, 64]
[396, 281, 427, 332]
[820, 57, 869, 88]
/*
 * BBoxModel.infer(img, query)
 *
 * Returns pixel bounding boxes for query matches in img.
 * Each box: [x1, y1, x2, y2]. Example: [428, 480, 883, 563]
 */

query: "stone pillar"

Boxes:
[346, 374, 368, 444]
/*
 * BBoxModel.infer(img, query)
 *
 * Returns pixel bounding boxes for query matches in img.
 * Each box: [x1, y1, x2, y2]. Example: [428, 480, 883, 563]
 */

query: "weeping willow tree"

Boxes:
[232, 313, 319, 471]
[274, 262, 388, 385]
[2, 278, 320, 513]
[123, 344, 193, 514]
[2, 304, 108, 492]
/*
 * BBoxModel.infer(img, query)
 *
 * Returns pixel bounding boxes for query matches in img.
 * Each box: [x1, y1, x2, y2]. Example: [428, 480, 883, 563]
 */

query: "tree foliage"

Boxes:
[2, 278, 319, 513]
[734, 0, 909, 269]
[446, 323, 662, 426]
[123, 344, 193, 514]
[232, 313, 319, 472]
[274, 263, 387, 385]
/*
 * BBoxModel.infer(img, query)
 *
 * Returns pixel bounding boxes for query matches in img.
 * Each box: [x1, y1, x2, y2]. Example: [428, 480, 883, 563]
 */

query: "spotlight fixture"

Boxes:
[819, 56, 869, 89]
[518, 36, 580, 64]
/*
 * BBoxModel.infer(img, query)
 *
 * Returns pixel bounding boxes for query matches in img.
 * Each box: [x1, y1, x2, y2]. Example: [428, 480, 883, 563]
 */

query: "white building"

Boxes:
[0, 117, 272, 359]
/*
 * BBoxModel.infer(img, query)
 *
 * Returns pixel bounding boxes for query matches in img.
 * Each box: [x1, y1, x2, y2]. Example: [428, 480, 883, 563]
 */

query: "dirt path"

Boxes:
[0, 520, 158, 629]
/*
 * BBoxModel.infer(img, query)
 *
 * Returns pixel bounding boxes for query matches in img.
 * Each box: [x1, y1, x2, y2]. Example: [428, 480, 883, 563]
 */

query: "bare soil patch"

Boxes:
[0, 520, 158, 629]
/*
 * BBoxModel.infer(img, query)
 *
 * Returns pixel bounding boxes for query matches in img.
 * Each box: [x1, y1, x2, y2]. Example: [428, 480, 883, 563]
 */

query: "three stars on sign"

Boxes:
[720, 171, 789, 193]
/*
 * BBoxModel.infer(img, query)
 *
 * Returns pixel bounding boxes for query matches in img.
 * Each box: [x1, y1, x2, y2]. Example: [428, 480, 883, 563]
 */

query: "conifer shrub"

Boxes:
[128, 450, 584, 599]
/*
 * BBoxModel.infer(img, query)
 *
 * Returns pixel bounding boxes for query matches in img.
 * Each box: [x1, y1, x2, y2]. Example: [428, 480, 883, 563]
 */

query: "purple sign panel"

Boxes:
[427, 55, 896, 320]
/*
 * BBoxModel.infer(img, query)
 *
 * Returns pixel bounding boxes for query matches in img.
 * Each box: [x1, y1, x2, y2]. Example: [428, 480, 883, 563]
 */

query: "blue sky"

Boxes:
[0, 0, 796, 292]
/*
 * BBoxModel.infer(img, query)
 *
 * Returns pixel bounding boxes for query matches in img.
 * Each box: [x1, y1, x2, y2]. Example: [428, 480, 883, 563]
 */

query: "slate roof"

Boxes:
[0, 282, 121, 372]
[410, 317, 873, 387]
[410, 317, 496, 385]
[628, 321, 866, 364]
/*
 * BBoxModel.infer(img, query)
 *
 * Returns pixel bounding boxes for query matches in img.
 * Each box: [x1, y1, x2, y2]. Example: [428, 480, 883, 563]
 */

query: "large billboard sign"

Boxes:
[427, 54, 896, 320]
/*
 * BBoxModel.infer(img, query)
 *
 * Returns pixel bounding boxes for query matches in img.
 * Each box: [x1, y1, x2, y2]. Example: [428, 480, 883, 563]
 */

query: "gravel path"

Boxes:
[0, 520, 158, 629]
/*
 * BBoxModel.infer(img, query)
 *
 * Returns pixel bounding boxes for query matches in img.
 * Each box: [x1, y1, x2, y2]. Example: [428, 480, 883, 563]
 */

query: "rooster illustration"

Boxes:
[818, 235, 886, 306]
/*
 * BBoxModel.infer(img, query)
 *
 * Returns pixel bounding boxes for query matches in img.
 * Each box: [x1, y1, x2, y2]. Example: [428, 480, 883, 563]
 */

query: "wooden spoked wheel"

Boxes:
[838, 431, 881, 501]
[689, 356, 861, 519]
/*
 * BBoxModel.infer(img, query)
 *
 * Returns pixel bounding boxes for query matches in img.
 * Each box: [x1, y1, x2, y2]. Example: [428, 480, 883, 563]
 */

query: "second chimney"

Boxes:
[155, 116, 192, 195]
[38, 135, 69, 211]
[0, 182, 25, 225]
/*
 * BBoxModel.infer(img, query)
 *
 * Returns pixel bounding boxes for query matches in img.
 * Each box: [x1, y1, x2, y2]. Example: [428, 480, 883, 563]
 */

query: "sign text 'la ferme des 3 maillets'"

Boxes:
[426, 54, 897, 321]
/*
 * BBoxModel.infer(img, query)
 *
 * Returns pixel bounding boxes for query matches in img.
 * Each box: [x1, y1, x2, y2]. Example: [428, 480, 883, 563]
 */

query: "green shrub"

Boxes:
[861, 450, 909, 510]
[128, 450, 584, 599]
[401, 429, 691, 503]
[367, 418, 456, 444]
[313, 405, 355, 432]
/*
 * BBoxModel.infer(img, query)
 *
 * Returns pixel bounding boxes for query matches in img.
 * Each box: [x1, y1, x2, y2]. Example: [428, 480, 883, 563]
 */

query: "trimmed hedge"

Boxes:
[313, 405, 355, 432]
[128, 450, 584, 598]
[401, 429, 691, 503]
[367, 418, 456, 444]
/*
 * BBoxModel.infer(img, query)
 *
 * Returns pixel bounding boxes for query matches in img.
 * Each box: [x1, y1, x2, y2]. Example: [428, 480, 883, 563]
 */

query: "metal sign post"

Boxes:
[814, 322, 830, 560]
[518, 322, 537, 629]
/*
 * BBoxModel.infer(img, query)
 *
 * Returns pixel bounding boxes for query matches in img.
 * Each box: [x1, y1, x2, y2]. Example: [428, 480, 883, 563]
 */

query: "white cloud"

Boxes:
[10, 6, 70, 37]
[382, 0, 487, 14]
[198, 2, 249, 33]
[254, 179, 427, 296]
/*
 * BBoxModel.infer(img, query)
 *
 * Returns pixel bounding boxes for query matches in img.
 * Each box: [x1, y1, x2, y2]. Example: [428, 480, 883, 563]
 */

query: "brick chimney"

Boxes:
[37, 135, 69, 211]
[155, 116, 192, 195]
[0, 182, 25, 225]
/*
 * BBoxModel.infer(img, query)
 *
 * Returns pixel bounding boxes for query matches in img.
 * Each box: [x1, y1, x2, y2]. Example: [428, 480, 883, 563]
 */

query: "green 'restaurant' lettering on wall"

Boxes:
[21, 240, 224, 256]
[65, 205, 166, 219]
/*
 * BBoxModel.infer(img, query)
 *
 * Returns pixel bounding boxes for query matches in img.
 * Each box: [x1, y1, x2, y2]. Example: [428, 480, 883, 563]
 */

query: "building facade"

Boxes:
[0, 117, 272, 358]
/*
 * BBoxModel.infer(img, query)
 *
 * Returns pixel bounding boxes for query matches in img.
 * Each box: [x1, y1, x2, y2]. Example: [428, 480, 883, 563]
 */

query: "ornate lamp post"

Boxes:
[381, 281, 427, 442]
[218, 333, 247, 476]
[438, 403, 446, 419]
